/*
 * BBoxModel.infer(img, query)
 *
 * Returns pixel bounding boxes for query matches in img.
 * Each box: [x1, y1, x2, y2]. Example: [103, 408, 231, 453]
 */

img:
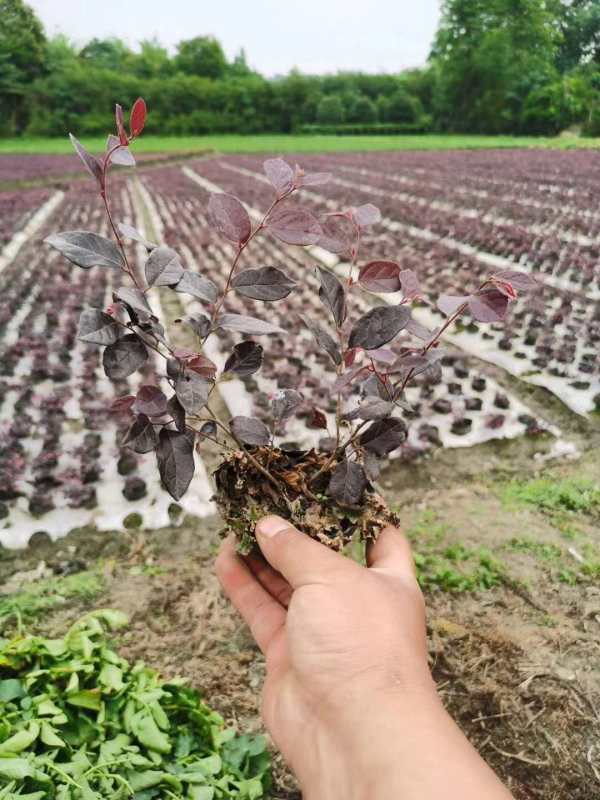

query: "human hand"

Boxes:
[216, 516, 513, 800]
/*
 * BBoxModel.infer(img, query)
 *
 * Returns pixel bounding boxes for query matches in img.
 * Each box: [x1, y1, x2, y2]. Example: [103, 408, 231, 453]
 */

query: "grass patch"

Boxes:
[407, 511, 505, 592]
[1, 133, 600, 156]
[0, 570, 105, 631]
[506, 537, 563, 561]
[500, 477, 600, 515]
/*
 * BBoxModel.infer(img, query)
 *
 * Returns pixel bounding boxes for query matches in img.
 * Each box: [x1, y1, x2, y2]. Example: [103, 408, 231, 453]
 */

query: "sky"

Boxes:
[28, 0, 441, 76]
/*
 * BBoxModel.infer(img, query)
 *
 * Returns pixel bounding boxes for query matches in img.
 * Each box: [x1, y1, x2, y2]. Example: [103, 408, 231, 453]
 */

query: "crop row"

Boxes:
[0, 180, 213, 546]
[140, 168, 555, 455]
[187, 157, 599, 415]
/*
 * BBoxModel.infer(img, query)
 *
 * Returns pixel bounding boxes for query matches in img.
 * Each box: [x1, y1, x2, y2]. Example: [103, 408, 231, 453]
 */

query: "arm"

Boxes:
[216, 516, 513, 800]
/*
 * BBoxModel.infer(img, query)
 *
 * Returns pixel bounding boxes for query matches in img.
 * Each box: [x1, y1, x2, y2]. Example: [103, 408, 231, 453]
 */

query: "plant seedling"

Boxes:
[46, 100, 536, 552]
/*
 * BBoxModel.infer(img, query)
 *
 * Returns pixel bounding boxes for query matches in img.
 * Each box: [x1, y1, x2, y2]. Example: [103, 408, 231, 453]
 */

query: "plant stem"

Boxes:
[100, 143, 143, 290]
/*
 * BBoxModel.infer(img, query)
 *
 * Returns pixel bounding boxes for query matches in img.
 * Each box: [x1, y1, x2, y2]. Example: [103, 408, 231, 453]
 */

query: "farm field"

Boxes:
[0, 148, 599, 798]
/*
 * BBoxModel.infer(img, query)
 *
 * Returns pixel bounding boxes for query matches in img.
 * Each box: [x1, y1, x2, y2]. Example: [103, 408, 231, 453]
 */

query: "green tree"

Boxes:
[430, 0, 561, 133]
[175, 36, 227, 79]
[133, 39, 172, 79]
[0, 0, 47, 134]
[384, 89, 424, 123]
[316, 94, 345, 125]
[557, 0, 600, 71]
[347, 94, 377, 123]
[79, 37, 133, 71]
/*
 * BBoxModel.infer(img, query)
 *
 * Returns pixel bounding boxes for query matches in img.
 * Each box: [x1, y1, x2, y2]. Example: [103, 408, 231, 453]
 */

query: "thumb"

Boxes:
[367, 526, 417, 582]
[255, 515, 355, 589]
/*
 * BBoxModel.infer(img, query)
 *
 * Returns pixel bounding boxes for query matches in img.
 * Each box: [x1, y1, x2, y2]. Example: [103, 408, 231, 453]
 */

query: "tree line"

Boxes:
[1, 0, 600, 138]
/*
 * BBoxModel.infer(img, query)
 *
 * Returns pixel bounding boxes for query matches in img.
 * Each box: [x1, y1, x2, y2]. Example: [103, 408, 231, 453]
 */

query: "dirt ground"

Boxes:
[1, 405, 599, 800]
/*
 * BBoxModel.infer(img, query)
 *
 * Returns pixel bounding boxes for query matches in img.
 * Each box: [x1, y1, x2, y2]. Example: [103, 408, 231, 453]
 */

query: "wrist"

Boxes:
[299, 685, 443, 800]
[299, 686, 512, 800]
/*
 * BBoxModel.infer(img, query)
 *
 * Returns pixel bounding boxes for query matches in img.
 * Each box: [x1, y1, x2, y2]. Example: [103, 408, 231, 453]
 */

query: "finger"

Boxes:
[215, 536, 286, 654]
[244, 553, 293, 608]
[255, 515, 356, 589]
[367, 526, 417, 580]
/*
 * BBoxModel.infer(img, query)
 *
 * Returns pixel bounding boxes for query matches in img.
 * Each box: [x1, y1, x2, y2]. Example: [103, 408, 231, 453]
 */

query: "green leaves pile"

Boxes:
[0, 610, 271, 799]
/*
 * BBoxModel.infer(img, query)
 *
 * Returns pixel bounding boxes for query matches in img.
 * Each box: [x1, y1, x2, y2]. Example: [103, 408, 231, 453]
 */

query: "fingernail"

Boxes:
[256, 515, 289, 538]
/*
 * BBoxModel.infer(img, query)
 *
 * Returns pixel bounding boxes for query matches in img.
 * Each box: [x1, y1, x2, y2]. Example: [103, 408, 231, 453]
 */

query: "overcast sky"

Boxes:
[28, 0, 440, 76]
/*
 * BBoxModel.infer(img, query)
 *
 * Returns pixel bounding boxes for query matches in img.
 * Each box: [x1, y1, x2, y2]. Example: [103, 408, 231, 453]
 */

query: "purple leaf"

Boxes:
[103, 334, 148, 379]
[77, 309, 120, 345]
[230, 416, 271, 446]
[223, 341, 264, 377]
[156, 429, 195, 500]
[359, 418, 407, 456]
[175, 269, 218, 303]
[199, 420, 217, 439]
[118, 222, 156, 250]
[399, 269, 421, 299]
[116, 286, 153, 317]
[218, 313, 284, 336]
[122, 413, 158, 453]
[363, 451, 381, 481]
[437, 295, 470, 317]
[328, 459, 367, 506]
[272, 389, 303, 422]
[351, 204, 381, 227]
[263, 158, 294, 194]
[175, 371, 211, 414]
[145, 246, 184, 287]
[133, 385, 168, 416]
[45, 231, 122, 269]
[345, 396, 394, 422]
[360, 372, 394, 401]
[468, 288, 510, 323]
[106, 134, 136, 167]
[266, 205, 321, 246]
[316, 266, 346, 327]
[349, 305, 411, 350]
[492, 269, 537, 292]
[332, 366, 370, 393]
[208, 193, 251, 244]
[366, 347, 396, 365]
[298, 171, 331, 187]
[406, 315, 433, 341]
[183, 314, 211, 339]
[69, 134, 103, 184]
[359, 260, 402, 293]
[302, 315, 342, 366]
[232, 266, 296, 301]
[318, 214, 356, 255]
[167, 395, 186, 433]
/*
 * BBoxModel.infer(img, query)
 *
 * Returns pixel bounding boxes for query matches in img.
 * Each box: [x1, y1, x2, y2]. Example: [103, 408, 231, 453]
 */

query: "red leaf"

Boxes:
[110, 395, 136, 414]
[468, 289, 509, 323]
[344, 347, 359, 367]
[187, 354, 217, 379]
[129, 97, 147, 138]
[308, 408, 328, 429]
[115, 103, 128, 145]
[359, 260, 401, 293]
